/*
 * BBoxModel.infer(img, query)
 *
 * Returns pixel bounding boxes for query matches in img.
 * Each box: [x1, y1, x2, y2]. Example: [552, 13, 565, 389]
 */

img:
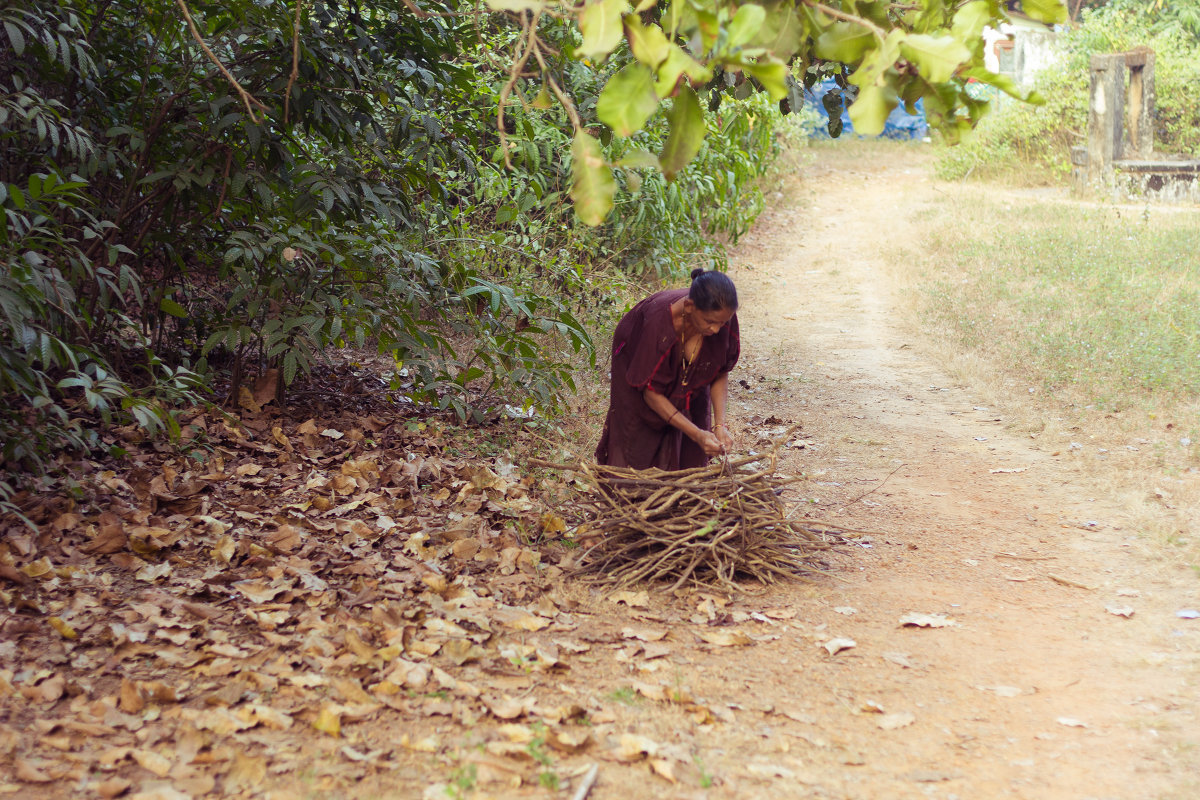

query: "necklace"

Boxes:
[680, 336, 694, 386]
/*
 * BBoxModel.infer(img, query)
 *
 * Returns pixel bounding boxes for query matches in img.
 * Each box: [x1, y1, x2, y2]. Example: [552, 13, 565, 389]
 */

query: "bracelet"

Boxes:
[714, 422, 727, 430]
[667, 409, 680, 425]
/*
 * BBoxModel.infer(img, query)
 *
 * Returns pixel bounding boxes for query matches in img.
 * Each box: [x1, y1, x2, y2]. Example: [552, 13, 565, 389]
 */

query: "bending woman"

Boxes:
[595, 268, 740, 470]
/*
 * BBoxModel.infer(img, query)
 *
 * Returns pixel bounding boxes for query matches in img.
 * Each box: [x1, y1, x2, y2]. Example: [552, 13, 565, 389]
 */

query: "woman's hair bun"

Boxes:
[690, 268, 706, 281]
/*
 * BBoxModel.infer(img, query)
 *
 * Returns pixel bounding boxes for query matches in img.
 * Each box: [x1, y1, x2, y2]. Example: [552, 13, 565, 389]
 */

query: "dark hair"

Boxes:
[688, 268, 738, 312]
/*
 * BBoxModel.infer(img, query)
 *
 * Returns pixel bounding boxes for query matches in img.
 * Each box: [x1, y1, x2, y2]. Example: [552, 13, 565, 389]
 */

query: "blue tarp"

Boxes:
[804, 80, 928, 140]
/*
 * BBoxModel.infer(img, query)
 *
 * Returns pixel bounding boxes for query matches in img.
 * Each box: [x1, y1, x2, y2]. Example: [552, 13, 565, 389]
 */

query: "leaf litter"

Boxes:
[0, 390, 861, 796]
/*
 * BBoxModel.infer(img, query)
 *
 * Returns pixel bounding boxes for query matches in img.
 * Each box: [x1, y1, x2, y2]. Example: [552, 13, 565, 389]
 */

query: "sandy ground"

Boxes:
[437, 142, 1200, 800]
[684, 142, 1200, 799]
[181, 143, 1199, 800]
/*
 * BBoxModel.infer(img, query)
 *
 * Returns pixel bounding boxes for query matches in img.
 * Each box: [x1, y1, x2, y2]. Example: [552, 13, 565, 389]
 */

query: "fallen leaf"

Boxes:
[649, 758, 677, 782]
[622, 626, 668, 642]
[881, 652, 914, 669]
[48, 617, 77, 640]
[95, 777, 132, 798]
[975, 685, 1022, 698]
[14, 758, 54, 783]
[822, 637, 856, 655]
[312, 706, 341, 737]
[878, 711, 916, 730]
[898, 612, 957, 628]
[695, 629, 751, 647]
[1057, 717, 1088, 728]
[611, 734, 658, 762]
[1105, 606, 1134, 618]
[132, 749, 173, 778]
[833, 606, 857, 616]
[610, 590, 650, 608]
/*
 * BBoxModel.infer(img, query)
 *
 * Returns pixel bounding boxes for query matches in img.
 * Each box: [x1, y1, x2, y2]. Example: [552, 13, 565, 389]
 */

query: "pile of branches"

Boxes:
[537, 452, 853, 590]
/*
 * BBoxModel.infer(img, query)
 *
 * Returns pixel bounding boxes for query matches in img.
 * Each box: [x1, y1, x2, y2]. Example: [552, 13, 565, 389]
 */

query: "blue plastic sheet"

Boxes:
[803, 80, 928, 140]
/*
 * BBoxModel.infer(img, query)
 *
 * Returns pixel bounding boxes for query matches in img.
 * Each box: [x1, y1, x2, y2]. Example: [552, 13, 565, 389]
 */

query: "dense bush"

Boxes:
[935, 0, 1200, 181]
[1, 0, 789, 505]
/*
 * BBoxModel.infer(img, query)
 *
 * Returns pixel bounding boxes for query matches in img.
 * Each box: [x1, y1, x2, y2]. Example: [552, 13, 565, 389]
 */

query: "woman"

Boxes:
[595, 268, 740, 470]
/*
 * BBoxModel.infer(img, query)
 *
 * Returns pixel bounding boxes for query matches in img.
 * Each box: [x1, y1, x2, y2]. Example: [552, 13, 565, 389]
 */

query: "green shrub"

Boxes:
[935, 0, 1200, 181]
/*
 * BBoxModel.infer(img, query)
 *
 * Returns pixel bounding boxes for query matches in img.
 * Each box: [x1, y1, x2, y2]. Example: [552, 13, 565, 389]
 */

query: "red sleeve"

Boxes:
[617, 295, 680, 392]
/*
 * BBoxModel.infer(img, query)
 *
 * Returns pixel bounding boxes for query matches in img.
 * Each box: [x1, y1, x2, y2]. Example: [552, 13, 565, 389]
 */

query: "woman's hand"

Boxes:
[714, 423, 733, 450]
[696, 429, 725, 457]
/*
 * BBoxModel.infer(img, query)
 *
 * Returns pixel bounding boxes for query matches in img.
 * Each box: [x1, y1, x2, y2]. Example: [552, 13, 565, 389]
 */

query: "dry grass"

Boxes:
[885, 177, 1200, 571]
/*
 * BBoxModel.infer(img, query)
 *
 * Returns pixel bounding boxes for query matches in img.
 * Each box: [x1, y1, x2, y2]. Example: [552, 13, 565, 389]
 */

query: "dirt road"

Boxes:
[694, 142, 1200, 799]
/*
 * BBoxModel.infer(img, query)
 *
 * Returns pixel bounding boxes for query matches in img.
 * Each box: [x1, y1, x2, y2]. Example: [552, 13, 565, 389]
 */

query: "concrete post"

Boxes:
[1123, 47, 1155, 159]
[1087, 54, 1125, 185]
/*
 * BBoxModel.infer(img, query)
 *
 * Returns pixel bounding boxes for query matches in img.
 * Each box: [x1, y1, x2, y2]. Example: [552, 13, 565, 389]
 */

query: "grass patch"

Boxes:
[893, 186, 1200, 569]
[917, 198, 1200, 413]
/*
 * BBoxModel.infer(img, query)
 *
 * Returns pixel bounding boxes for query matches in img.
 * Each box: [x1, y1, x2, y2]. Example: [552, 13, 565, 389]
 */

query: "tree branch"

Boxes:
[801, 0, 886, 41]
[175, 0, 270, 123]
[284, 0, 303, 125]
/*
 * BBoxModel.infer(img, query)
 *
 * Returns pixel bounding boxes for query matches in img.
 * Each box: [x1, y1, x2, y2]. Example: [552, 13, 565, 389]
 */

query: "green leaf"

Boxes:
[654, 44, 713, 98]
[848, 83, 898, 136]
[659, 86, 705, 181]
[848, 29, 904, 89]
[626, 16, 670, 69]
[960, 67, 1042, 103]
[159, 298, 188, 318]
[726, 4, 766, 50]
[4, 21, 24, 56]
[570, 131, 615, 226]
[578, 0, 629, 60]
[751, 4, 807, 61]
[597, 63, 660, 136]
[1021, 0, 1068, 25]
[815, 22, 875, 64]
[952, 1, 993, 44]
[742, 57, 788, 101]
[616, 149, 661, 169]
[900, 34, 970, 84]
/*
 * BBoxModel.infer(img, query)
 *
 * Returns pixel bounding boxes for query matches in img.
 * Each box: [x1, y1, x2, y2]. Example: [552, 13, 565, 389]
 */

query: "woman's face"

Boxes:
[685, 302, 735, 336]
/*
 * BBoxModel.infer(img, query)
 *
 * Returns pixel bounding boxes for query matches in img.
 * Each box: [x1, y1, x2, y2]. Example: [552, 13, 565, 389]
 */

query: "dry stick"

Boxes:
[284, 0, 303, 125]
[176, 0, 269, 123]
[496, 9, 540, 169]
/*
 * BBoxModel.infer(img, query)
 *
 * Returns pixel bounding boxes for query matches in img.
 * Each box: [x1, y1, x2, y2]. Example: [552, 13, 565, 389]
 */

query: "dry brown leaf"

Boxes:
[492, 606, 551, 632]
[484, 695, 535, 720]
[548, 728, 592, 753]
[119, 678, 144, 714]
[14, 758, 54, 782]
[609, 590, 650, 608]
[622, 626, 668, 642]
[649, 758, 678, 783]
[401, 733, 441, 752]
[95, 777, 132, 798]
[48, 617, 77, 640]
[878, 711, 916, 730]
[695, 629, 752, 647]
[38, 674, 65, 703]
[224, 752, 268, 794]
[131, 749, 173, 778]
[612, 734, 659, 762]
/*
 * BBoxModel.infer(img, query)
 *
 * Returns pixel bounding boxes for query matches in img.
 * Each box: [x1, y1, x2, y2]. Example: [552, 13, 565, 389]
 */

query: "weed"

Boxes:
[694, 754, 714, 789]
[526, 722, 559, 790]
[605, 686, 639, 705]
[444, 763, 477, 800]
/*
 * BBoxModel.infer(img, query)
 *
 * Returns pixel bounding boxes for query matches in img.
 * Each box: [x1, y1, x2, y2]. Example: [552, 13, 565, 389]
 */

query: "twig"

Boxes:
[801, 0, 887, 41]
[1048, 573, 1097, 590]
[176, 0, 269, 123]
[284, 0, 303, 125]
[571, 764, 599, 800]
[840, 462, 904, 508]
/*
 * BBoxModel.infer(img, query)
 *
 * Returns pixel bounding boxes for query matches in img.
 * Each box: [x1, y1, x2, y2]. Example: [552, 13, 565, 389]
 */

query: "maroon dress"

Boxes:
[595, 289, 740, 470]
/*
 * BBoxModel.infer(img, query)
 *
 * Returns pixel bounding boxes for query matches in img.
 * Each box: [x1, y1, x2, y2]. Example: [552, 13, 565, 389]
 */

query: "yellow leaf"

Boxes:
[48, 617, 76, 640]
[312, 706, 341, 737]
[21, 558, 53, 579]
[539, 512, 567, 535]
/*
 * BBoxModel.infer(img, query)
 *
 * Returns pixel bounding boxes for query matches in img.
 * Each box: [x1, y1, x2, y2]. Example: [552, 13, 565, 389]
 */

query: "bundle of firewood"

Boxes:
[534, 451, 853, 590]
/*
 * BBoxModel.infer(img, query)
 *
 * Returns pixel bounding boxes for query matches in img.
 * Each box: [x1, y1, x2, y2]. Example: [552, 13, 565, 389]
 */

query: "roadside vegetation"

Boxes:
[935, 0, 1200, 182]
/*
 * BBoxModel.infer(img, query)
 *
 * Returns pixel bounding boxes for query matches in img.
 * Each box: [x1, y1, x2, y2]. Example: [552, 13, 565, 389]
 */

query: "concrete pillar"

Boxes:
[1123, 47, 1155, 159]
[1087, 54, 1125, 185]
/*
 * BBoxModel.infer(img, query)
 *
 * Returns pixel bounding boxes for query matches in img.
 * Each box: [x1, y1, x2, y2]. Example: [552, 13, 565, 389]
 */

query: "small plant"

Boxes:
[444, 763, 477, 800]
[525, 722, 559, 791]
[604, 686, 639, 705]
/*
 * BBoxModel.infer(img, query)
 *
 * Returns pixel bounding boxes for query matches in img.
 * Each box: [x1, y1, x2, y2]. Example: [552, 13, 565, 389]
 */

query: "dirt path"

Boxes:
[703, 143, 1200, 799]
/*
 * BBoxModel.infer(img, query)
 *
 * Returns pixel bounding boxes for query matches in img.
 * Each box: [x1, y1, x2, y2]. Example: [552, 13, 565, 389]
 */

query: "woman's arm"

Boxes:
[643, 388, 723, 457]
[709, 372, 733, 449]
